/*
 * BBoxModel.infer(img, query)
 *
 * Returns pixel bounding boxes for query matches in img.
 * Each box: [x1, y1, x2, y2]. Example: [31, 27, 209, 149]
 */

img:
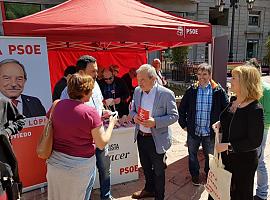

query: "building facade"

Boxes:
[144, 0, 270, 62]
[1, 0, 270, 62]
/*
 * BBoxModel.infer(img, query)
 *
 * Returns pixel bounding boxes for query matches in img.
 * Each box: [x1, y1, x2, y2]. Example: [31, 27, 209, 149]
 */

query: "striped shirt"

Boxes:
[195, 83, 212, 136]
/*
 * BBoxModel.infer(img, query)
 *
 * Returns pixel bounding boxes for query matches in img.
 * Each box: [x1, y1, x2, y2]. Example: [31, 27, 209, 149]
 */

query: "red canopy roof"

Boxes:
[3, 0, 212, 52]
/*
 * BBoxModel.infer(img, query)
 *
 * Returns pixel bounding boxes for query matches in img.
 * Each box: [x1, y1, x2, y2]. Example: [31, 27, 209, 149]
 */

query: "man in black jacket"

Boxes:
[52, 65, 76, 101]
[99, 68, 130, 117]
[121, 68, 137, 104]
[178, 63, 229, 185]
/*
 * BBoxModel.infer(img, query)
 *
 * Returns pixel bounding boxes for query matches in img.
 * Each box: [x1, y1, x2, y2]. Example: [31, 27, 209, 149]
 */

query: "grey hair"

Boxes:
[136, 64, 157, 78]
[197, 63, 212, 74]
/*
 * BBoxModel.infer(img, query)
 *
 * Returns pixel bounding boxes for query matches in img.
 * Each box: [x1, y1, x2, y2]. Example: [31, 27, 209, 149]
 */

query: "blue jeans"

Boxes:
[95, 146, 112, 200]
[85, 167, 96, 200]
[187, 134, 214, 177]
[256, 129, 269, 199]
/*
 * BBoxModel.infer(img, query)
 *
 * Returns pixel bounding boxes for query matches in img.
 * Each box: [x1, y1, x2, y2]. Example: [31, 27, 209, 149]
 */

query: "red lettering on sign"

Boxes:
[34, 45, 41, 54]
[8, 45, 16, 55]
[17, 45, 24, 55]
[8, 44, 41, 55]
[120, 165, 138, 175]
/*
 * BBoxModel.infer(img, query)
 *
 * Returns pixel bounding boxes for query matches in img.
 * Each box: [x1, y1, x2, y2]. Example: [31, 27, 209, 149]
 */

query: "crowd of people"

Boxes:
[0, 55, 269, 200]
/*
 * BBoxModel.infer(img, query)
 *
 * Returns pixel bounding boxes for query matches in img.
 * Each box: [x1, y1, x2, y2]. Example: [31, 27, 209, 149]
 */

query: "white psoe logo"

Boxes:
[177, 26, 199, 36]
[177, 26, 184, 36]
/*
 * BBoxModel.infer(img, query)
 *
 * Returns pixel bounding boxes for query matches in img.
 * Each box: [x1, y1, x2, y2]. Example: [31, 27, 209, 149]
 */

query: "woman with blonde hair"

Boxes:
[46, 73, 117, 200]
[210, 65, 264, 200]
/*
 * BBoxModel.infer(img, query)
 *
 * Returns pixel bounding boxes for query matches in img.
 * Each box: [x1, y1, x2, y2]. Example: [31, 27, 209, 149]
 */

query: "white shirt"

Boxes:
[0, 93, 23, 113]
[156, 71, 164, 86]
[139, 83, 157, 133]
[60, 81, 104, 116]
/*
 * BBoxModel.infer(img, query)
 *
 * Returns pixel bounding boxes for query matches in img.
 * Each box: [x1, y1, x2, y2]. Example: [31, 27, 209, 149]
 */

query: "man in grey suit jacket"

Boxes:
[130, 64, 178, 200]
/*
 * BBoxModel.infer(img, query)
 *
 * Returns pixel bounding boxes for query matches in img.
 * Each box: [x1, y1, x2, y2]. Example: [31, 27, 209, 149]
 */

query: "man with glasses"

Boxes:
[99, 68, 129, 117]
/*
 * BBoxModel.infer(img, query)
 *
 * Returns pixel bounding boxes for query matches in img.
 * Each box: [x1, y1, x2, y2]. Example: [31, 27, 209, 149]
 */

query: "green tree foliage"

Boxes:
[4, 3, 41, 20]
[171, 46, 189, 64]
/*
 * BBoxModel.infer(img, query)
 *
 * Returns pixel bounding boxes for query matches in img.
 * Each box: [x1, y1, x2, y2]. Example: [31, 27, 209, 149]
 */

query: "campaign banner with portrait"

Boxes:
[0, 37, 51, 191]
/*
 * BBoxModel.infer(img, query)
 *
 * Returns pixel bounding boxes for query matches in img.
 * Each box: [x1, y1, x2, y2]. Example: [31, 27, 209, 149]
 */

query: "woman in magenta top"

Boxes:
[46, 73, 117, 200]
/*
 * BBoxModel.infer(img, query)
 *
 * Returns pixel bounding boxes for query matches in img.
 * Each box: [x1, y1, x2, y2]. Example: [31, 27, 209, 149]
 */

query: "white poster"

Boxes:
[0, 36, 51, 189]
[0, 36, 51, 114]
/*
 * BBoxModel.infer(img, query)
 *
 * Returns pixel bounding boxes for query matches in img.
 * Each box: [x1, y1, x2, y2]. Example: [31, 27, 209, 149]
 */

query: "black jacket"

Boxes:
[21, 94, 46, 118]
[178, 80, 229, 139]
[220, 98, 264, 152]
[52, 77, 67, 101]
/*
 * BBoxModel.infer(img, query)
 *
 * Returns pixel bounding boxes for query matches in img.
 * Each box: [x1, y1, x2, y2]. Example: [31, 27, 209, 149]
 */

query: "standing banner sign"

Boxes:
[0, 37, 51, 191]
[94, 127, 139, 188]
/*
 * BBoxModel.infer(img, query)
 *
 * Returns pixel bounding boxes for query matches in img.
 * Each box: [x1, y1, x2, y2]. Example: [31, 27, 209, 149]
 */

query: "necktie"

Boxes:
[11, 99, 19, 107]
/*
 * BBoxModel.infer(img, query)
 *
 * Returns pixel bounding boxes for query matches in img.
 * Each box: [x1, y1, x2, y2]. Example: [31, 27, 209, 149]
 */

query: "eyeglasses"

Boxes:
[104, 76, 113, 81]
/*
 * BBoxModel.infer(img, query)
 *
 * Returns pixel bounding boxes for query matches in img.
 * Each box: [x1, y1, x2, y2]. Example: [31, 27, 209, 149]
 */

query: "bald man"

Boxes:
[152, 59, 167, 86]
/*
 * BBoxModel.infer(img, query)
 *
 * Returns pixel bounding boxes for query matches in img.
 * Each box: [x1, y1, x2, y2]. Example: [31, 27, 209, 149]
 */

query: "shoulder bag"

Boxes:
[36, 100, 60, 159]
[205, 126, 232, 200]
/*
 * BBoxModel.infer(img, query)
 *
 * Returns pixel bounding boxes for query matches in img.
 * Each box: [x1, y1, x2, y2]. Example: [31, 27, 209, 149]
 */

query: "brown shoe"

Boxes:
[132, 189, 155, 199]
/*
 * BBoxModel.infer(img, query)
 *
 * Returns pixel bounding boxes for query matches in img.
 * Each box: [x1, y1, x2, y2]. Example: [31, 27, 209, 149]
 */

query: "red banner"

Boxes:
[11, 124, 46, 189]
[48, 50, 147, 92]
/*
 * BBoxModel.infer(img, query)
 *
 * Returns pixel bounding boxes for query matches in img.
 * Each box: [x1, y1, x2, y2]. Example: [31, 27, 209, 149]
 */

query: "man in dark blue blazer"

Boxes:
[20, 94, 46, 118]
[0, 59, 46, 118]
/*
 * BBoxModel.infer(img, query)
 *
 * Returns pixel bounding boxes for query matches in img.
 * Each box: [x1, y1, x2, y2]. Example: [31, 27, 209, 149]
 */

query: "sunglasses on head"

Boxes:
[104, 76, 113, 81]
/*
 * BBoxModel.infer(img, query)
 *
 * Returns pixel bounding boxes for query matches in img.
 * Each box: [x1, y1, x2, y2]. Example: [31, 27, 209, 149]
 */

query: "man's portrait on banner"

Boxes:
[0, 59, 46, 118]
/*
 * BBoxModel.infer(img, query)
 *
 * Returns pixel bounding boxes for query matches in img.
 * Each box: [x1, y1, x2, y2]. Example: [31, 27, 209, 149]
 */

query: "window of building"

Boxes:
[209, 7, 229, 26]
[246, 40, 259, 59]
[248, 11, 260, 26]
[4, 2, 41, 20]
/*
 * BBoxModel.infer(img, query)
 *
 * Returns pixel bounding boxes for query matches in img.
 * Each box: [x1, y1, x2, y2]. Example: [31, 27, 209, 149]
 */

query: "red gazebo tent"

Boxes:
[3, 0, 212, 88]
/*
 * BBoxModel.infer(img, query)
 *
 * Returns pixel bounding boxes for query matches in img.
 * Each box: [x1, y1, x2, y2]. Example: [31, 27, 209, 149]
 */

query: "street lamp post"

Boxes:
[216, 0, 255, 62]
[228, 0, 238, 62]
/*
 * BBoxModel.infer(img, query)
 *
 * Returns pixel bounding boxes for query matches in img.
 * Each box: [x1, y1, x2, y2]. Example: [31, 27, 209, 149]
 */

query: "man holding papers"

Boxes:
[130, 64, 178, 200]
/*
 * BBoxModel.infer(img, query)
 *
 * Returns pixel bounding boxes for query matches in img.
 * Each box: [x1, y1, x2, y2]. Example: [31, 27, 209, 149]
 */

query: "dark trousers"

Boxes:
[208, 150, 258, 200]
[137, 134, 166, 200]
[187, 134, 214, 177]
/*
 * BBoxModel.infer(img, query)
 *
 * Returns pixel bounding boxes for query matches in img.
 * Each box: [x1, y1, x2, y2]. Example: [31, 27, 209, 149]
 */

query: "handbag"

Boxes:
[205, 128, 232, 200]
[36, 100, 59, 159]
